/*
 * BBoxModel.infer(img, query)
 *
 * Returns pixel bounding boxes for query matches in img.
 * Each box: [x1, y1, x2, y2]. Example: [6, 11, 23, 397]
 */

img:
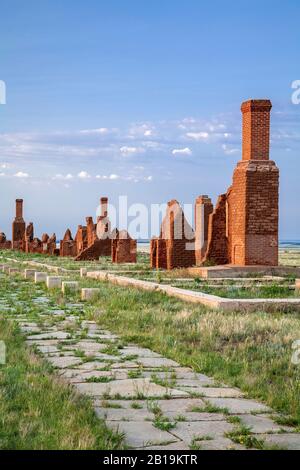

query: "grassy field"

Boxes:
[1, 247, 300, 445]
[0, 288, 124, 450]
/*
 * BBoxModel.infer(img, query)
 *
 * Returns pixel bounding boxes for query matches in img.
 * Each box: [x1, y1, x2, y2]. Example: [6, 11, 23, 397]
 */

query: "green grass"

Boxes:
[0, 318, 124, 450]
[82, 281, 300, 427]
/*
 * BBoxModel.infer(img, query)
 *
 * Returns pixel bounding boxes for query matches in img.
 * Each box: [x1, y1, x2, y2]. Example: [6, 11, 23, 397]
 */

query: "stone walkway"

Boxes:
[1, 267, 300, 450]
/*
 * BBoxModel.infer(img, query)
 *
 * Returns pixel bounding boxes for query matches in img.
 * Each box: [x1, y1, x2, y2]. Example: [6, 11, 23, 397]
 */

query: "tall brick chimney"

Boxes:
[226, 99, 279, 266]
[100, 197, 108, 218]
[15, 199, 24, 220]
[241, 100, 272, 161]
[12, 198, 26, 249]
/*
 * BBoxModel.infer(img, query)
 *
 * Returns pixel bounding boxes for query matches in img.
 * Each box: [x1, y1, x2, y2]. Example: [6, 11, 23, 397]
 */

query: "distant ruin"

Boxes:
[150, 99, 279, 269]
[0, 99, 279, 270]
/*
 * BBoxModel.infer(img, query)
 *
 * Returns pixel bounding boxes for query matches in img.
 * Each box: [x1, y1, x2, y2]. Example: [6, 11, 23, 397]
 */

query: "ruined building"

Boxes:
[150, 200, 195, 270]
[112, 229, 137, 264]
[74, 197, 112, 261]
[151, 99, 279, 270]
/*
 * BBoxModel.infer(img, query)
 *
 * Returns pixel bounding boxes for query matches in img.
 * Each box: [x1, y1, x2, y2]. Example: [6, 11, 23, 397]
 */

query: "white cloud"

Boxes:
[79, 128, 110, 135]
[120, 146, 144, 156]
[222, 144, 239, 155]
[186, 132, 209, 141]
[14, 171, 29, 178]
[53, 173, 73, 180]
[78, 171, 91, 179]
[109, 174, 119, 180]
[172, 147, 192, 156]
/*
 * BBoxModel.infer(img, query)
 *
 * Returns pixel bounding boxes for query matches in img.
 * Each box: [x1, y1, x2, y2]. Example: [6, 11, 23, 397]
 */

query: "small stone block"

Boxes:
[80, 268, 87, 278]
[24, 269, 36, 279]
[8, 268, 19, 275]
[81, 288, 100, 301]
[62, 281, 79, 294]
[46, 276, 62, 289]
[34, 272, 47, 284]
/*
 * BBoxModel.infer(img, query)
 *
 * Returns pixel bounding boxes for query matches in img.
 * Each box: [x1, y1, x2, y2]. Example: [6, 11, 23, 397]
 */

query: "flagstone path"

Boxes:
[1, 267, 300, 450]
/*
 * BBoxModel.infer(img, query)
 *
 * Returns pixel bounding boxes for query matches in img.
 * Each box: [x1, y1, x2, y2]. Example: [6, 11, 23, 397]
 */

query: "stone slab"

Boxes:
[24, 269, 36, 279]
[237, 414, 293, 434]
[109, 421, 179, 448]
[253, 433, 300, 450]
[46, 276, 62, 289]
[48, 356, 83, 369]
[62, 281, 79, 294]
[171, 420, 234, 443]
[35, 272, 47, 284]
[75, 378, 189, 398]
[81, 288, 101, 301]
[205, 397, 271, 414]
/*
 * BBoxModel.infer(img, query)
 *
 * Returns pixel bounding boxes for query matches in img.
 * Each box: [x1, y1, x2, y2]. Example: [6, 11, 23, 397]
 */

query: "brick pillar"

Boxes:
[195, 195, 213, 265]
[227, 99, 279, 266]
[242, 100, 272, 161]
[100, 197, 108, 218]
[12, 199, 26, 249]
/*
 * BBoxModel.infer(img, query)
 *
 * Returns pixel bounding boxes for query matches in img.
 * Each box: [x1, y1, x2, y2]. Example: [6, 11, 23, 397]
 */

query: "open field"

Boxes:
[1, 248, 300, 449]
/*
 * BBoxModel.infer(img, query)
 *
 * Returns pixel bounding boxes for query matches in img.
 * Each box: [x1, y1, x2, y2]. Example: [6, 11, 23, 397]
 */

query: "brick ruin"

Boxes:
[112, 229, 137, 264]
[151, 99, 279, 269]
[150, 200, 195, 269]
[0, 99, 279, 269]
[74, 197, 112, 261]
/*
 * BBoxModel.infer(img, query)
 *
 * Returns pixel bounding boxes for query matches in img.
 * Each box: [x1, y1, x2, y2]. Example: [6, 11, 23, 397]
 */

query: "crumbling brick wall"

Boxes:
[112, 230, 137, 264]
[60, 229, 77, 257]
[195, 195, 213, 266]
[0, 232, 11, 249]
[150, 200, 195, 270]
[204, 194, 228, 265]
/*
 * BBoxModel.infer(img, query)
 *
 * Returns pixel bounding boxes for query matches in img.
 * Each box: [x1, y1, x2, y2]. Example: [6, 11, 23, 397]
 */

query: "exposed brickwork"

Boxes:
[86, 217, 97, 246]
[241, 100, 272, 161]
[60, 229, 77, 257]
[225, 100, 279, 266]
[112, 230, 137, 264]
[12, 199, 25, 250]
[0, 232, 11, 249]
[150, 200, 195, 270]
[195, 195, 213, 266]
[204, 194, 228, 265]
[75, 238, 111, 261]
[75, 225, 88, 254]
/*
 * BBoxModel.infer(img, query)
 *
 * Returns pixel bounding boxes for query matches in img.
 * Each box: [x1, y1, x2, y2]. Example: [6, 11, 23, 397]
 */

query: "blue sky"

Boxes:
[0, 0, 299, 239]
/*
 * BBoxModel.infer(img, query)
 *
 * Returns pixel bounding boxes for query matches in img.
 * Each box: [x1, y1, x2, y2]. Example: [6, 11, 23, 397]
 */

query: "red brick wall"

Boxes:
[195, 195, 213, 266]
[150, 200, 195, 270]
[242, 100, 272, 161]
[204, 194, 228, 265]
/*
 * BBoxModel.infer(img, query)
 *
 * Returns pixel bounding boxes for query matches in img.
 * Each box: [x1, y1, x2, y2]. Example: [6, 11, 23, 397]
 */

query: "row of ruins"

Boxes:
[0, 99, 279, 269]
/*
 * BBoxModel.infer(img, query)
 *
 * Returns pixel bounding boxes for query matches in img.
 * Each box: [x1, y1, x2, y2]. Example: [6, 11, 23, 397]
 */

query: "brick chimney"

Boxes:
[100, 197, 108, 218]
[15, 199, 24, 220]
[241, 99, 272, 161]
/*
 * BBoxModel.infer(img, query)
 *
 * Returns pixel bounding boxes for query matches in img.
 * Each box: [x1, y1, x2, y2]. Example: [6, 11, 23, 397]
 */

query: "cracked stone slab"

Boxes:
[27, 331, 71, 341]
[136, 357, 180, 368]
[237, 414, 294, 434]
[95, 407, 153, 422]
[109, 421, 179, 449]
[72, 361, 110, 371]
[145, 441, 190, 450]
[75, 378, 189, 398]
[205, 397, 271, 414]
[179, 387, 244, 398]
[47, 356, 83, 369]
[253, 433, 300, 450]
[163, 411, 227, 422]
[171, 420, 234, 443]
[120, 346, 162, 358]
[197, 437, 246, 451]
[154, 398, 206, 414]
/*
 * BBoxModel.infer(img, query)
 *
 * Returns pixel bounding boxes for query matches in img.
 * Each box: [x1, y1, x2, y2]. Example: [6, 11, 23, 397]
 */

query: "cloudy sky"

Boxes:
[0, 0, 299, 239]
